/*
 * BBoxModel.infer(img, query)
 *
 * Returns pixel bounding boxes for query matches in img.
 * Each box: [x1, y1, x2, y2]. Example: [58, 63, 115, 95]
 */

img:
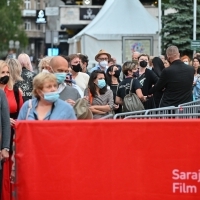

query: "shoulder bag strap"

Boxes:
[129, 78, 134, 95]
[26, 99, 32, 120]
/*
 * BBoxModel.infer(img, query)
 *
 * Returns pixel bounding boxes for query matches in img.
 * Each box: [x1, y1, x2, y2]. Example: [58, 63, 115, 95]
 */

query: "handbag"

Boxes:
[123, 78, 144, 112]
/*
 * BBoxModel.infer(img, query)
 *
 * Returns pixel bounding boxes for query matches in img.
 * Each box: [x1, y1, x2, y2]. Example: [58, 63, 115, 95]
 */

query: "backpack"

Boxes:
[123, 79, 144, 112]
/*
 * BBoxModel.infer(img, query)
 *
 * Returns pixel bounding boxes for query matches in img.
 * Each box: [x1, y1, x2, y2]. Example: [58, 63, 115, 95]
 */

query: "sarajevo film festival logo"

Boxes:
[172, 169, 200, 194]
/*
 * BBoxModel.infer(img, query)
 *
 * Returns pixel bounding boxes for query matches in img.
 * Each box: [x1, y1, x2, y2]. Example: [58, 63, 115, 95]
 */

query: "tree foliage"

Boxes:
[0, 0, 28, 53]
[161, 0, 200, 55]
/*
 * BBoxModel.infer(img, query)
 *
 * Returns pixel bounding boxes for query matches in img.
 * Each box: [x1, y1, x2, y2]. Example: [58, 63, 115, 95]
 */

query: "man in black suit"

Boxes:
[149, 46, 194, 107]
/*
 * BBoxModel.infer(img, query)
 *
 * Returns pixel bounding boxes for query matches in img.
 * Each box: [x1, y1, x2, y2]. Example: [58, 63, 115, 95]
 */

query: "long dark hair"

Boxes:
[193, 57, 200, 74]
[106, 65, 120, 86]
[152, 57, 165, 77]
[88, 70, 107, 97]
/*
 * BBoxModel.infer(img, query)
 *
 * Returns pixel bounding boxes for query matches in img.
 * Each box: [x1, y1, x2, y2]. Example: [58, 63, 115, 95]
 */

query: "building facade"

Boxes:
[21, 0, 158, 58]
[22, 0, 46, 60]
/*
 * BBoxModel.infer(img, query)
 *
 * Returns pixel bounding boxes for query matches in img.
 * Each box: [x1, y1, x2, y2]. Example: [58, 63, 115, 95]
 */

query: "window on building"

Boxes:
[24, 0, 31, 9]
[37, 0, 40, 9]
[24, 20, 31, 30]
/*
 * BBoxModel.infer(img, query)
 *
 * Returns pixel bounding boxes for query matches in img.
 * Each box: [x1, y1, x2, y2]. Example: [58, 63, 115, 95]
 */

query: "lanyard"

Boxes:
[34, 104, 55, 120]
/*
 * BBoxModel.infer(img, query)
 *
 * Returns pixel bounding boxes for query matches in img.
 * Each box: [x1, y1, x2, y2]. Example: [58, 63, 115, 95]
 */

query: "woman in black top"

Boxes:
[106, 65, 122, 114]
[115, 61, 146, 107]
[152, 57, 165, 107]
[136, 54, 159, 109]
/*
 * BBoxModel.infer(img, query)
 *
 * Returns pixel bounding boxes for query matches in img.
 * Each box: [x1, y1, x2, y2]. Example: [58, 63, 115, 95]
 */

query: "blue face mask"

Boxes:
[97, 79, 106, 89]
[54, 73, 66, 84]
[43, 91, 60, 103]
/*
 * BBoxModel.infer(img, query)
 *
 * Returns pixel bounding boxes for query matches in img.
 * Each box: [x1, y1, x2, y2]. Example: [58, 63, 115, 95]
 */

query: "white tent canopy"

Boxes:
[68, 0, 159, 67]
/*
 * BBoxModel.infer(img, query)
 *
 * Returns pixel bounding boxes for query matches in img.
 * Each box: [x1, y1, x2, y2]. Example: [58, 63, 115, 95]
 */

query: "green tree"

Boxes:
[161, 0, 200, 56]
[0, 0, 28, 54]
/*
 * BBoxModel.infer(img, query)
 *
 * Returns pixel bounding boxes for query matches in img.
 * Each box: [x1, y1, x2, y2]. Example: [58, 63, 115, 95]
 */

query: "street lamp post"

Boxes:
[158, 0, 162, 56]
[193, 0, 197, 55]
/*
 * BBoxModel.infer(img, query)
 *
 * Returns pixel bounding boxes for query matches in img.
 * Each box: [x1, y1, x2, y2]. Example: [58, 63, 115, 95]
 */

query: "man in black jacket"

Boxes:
[149, 46, 194, 107]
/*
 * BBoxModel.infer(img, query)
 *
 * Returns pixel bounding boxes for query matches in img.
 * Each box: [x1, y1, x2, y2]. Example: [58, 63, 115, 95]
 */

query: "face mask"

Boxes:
[113, 70, 121, 78]
[97, 79, 106, 89]
[42, 69, 50, 73]
[0, 76, 9, 85]
[184, 61, 189, 65]
[140, 60, 148, 68]
[99, 60, 108, 68]
[54, 73, 67, 84]
[71, 64, 82, 72]
[43, 91, 60, 103]
[133, 71, 139, 78]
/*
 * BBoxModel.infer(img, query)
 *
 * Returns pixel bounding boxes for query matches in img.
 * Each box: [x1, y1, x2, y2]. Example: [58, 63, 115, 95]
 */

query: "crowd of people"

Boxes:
[0, 45, 199, 198]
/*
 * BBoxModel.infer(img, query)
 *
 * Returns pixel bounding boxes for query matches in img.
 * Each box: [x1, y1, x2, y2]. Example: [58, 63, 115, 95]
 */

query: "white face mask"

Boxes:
[184, 61, 189, 65]
[99, 60, 108, 68]
[42, 69, 50, 73]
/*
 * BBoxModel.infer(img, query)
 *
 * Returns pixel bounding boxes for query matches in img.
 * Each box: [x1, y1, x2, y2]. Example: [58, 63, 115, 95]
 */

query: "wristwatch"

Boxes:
[2, 148, 9, 152]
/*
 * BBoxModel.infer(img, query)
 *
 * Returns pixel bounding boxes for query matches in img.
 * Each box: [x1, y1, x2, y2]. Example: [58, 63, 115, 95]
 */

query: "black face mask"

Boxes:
[140, 60, 148, 68]
[71, 64, 82, 72]
[113, 69, 121, 78]
[0, 76, 9, 85]
[133, 71, 139, 78]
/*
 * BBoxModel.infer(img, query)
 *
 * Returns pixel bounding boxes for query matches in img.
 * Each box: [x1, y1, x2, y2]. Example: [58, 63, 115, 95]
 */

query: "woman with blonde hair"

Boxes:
[0, 60, 23, 198]
[17, 73, 76, 120]
[17, 53, 33, 71]
[17, 53, 36, 101]
[38, 56, 53, 72]
[6, 58, 23, 84]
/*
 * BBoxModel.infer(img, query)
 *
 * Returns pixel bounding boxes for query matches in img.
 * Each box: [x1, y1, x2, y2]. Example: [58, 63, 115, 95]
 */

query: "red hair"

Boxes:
[181, 55, 190, 62]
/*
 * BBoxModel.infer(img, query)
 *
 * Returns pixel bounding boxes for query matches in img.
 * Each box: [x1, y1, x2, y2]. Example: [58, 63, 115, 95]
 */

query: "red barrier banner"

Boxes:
[15, 120, 200, 200]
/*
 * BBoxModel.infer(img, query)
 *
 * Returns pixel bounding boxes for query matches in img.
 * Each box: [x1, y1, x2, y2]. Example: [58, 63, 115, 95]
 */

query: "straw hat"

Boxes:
[73, 98, 93, 120]
[95, 49, 111, 61]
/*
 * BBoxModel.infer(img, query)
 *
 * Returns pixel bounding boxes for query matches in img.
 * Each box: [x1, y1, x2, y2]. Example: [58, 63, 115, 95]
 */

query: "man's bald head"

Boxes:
[49, 56, 69, 73]
[166, 46, 180, 60]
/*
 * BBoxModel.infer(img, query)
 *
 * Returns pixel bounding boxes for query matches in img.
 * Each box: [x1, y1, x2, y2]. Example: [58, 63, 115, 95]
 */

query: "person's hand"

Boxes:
[113, 104, 119, 110]
[10, 170, 15, 183]
[10, 118, 16, 126]
[83, 96, 89, 101]
[143, 96, 147, 102]
[89, 106, 96, 112]
[65, 99, 76, 106]
[1, 149, 9, 161]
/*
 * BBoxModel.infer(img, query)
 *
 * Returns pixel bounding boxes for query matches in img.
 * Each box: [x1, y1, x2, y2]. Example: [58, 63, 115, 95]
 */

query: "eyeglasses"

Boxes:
[98, 57, 108, 61]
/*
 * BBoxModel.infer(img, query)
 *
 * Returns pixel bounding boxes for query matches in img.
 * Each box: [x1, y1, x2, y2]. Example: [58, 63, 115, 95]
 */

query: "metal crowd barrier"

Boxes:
[178, 99, 200, 107]
[113, 110, 147, 119]
[99, 114, 114, 119]
[123, 113, 200, 119]
[113, 99, 200, 120]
